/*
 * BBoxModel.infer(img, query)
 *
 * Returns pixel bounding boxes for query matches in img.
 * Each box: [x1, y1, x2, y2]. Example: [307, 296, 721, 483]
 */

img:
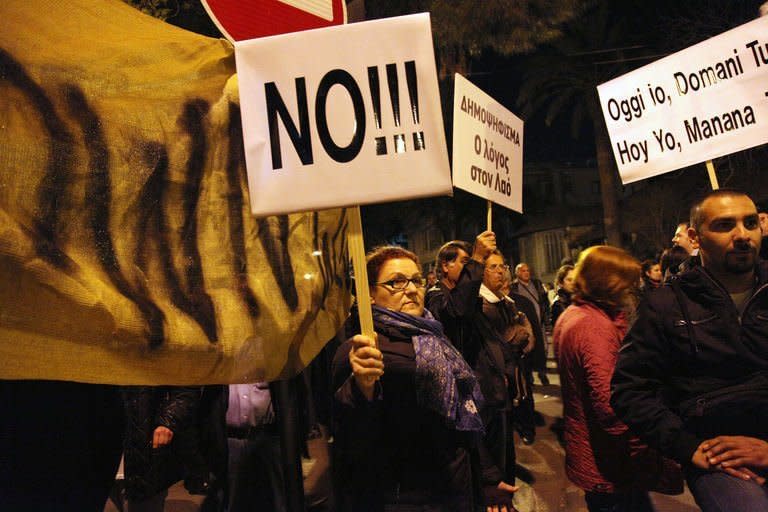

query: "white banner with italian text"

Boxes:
[597, 16, 768, 184]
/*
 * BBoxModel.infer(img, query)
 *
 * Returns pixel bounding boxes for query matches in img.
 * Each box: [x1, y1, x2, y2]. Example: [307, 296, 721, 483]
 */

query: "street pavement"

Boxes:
[105, 353, 701, 512]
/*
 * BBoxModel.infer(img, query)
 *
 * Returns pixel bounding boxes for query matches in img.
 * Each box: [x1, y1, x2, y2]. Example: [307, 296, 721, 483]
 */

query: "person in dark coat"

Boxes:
[0, 381, 124, 512]
[510, 263, 550, 385]
[427, 236, 531, 490]
[332, 245, 516, 511]
[121, 386, 206, 511]
[612, 190, 768, 511]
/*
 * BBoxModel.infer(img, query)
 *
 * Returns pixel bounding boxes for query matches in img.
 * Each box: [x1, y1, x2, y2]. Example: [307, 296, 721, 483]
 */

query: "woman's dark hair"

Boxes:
[366, 245, 419, 285]
[434, 240, 472, 279]
[660, 246, 689, 277]
[573, 245, 640, 315]
[641, 259, 658, 276]
[555, 264, 574, 287]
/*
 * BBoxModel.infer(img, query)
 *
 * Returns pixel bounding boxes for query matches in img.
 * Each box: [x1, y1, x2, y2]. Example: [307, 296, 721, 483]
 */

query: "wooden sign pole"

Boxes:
[347, 206, 374, 337]
[705, 160, 720, 190]
[487, 200, 492, 231]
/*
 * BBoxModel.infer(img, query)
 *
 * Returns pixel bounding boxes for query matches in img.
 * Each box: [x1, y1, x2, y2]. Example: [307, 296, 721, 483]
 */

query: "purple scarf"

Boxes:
[371, 305, 484, 432]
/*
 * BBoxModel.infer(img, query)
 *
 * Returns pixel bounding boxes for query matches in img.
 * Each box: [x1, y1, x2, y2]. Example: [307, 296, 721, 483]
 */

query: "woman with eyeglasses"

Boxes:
[331, 246, 517, 512]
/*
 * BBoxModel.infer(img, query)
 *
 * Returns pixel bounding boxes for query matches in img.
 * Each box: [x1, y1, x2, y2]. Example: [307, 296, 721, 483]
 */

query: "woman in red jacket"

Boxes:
[553, 246, 675, 512]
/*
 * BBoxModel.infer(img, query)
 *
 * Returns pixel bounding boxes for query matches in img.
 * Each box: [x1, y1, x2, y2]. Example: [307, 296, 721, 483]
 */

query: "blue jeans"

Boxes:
[687, 469, 768, 512]
[584, 490, 654, 512]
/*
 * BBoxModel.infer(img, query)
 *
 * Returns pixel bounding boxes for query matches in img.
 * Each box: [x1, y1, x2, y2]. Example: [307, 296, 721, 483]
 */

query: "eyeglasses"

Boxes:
[486, 264, 509, 272]
[376, 276, 427, 290]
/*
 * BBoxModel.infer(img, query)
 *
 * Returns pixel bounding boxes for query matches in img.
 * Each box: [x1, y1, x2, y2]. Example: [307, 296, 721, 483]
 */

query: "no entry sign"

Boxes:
[201, 0, 347, 41]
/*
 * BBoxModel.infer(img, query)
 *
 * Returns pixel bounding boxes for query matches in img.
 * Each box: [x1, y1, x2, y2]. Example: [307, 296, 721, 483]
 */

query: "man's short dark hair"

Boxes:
[689, 189, 754, 232]
[435, 240, 472, 279]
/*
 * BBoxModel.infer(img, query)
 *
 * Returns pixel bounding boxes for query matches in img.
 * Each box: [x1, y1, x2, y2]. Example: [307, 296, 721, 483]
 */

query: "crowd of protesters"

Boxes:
[2, 189, 768, 512]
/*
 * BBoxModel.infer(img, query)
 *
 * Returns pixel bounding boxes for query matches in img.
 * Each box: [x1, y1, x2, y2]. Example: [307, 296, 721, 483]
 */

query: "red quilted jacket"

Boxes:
[554, 300, 659, 493]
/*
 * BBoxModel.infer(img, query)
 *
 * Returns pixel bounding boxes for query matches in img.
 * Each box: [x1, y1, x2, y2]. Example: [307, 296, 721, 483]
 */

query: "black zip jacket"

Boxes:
[611, 262, 768, 466]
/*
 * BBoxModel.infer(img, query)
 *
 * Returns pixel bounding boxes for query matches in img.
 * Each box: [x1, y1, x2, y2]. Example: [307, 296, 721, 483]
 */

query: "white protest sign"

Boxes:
[597, 15, 768, 185]
[452, 74, 524, 212]
[235, 13, 452, 216]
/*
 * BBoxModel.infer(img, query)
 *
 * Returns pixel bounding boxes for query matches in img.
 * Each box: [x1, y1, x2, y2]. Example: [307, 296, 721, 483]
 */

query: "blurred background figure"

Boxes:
[511, 263, 550, 386]
[659, 245, 690, 283]
[640, 259, 662, 293]
[757, 201, 768, 260]
[550, 264, 575, 329]
[121, 387, 209, 512]
[426, 270, 438, 289]
[225, 383, 285, 512]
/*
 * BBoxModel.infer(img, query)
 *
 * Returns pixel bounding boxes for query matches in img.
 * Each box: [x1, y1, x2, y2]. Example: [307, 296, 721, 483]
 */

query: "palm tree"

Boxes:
[365, 0, 593, 77]
[516, 1, 652, 247]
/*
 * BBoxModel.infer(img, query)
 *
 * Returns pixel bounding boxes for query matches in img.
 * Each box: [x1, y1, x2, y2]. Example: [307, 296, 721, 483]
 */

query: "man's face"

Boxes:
[516, 264, 531, 283]
[441, 248, 470, 285]
[690, 195, 761, 276]
[672, 223, 695, 254]
[759, 212, 768, 237]
[484, 254, 507, 294]
[426, 271, 437, 287]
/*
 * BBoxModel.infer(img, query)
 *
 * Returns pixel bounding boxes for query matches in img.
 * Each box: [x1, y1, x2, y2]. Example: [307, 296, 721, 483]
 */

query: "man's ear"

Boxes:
[688, 227, 700, 249]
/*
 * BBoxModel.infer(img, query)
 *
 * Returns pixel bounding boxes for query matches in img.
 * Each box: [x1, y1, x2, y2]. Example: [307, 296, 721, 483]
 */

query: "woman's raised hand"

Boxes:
[349, 333, 384, 401]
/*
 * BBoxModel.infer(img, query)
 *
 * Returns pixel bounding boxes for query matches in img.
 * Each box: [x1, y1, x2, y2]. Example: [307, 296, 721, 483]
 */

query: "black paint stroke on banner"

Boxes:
[0, 48, 75, 270]
[226, 102, 260, 318]
[65, 85, 167, 346]
[257, 215, 299, 312]
[174, 99, 218, 342]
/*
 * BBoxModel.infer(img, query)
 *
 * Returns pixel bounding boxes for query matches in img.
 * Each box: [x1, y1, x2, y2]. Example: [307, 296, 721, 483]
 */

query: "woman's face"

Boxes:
[562, 269, 576, 293]
[370, 257, 425, 316]
[646, 263, 662, 282]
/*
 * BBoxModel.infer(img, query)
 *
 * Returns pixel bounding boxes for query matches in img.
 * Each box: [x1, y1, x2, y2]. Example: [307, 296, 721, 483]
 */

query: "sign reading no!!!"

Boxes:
[235, 14, 452, 216]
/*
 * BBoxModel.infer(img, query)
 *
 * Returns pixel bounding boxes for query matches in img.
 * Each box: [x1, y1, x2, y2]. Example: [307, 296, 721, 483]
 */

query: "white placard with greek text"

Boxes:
[598, 16, 768, 184]
[452, 74, 523, 212]
[235, 13, 451, 216]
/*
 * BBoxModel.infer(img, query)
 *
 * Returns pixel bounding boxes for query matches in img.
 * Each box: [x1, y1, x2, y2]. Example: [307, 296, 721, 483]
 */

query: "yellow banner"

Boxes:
[0, 0, 351, 384]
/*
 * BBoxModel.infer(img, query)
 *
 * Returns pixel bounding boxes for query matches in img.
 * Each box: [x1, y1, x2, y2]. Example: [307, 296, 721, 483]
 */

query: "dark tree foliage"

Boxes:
[122, 0, 221, 37]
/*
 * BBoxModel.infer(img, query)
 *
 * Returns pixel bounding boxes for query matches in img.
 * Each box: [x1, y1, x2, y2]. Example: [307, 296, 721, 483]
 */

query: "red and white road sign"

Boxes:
[201, 0, 347, 41]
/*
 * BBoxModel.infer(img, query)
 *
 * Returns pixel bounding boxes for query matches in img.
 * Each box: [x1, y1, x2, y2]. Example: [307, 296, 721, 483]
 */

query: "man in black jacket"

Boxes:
[611, 189, 768, 511]
[426, 233, 526, 495]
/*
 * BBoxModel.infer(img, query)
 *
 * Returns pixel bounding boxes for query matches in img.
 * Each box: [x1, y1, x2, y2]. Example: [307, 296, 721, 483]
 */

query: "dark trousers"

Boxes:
[0, 380, 124, 512]
[227, 432, 285, 512]
[584, 490, 654, 512]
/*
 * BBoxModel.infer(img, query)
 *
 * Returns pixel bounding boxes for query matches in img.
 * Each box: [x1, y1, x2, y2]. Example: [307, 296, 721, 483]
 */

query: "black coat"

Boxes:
[425, 261, 508, 414]
[551, 289, 572, 327]
[121, 386, 202, 500]
[611, 263, 768, 465]
[331, 332, 475, 511]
